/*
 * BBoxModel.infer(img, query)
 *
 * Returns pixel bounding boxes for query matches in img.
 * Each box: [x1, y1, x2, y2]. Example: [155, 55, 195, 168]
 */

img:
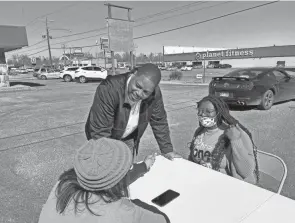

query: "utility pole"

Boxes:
[61, 44, 66, 66]
[162, 46, 165, 66]
[45, 17, 53, 67]
[203, 59, 206, 83]
[104, 49, 107, 68]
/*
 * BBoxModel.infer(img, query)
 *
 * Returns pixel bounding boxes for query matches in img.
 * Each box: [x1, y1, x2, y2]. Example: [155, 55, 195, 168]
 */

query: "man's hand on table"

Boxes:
[163, 152, 182, 161]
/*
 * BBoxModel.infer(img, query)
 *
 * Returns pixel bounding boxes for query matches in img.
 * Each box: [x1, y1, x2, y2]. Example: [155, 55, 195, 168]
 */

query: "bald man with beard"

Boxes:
[85, 63, 181, 176]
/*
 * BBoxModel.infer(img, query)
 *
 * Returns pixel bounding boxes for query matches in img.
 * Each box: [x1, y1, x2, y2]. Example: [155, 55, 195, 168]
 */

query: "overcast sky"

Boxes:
[1, 1, 295, 59]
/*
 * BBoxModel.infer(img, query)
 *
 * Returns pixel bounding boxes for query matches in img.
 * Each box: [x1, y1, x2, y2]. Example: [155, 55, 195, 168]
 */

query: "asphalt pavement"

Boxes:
[0, 78, 295, 223]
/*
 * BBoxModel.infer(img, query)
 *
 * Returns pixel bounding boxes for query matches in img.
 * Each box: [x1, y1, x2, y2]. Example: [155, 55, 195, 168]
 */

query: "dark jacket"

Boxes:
[85, 72, 173, 155]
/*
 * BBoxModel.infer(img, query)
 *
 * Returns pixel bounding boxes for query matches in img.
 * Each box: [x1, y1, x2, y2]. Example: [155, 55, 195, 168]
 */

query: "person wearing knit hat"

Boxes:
[38, 138, 168, 223]
[85, 63, 182, 164]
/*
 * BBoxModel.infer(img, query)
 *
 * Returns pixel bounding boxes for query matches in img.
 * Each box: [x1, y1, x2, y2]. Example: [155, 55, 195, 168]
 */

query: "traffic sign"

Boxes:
[100, 37, 109, 44]
[104, 51, 111, 58]
[100, 37, 109, 50]
[31, 57, 36, 64]
[101, 44, 109, 50]
[72, 52, 84, 57]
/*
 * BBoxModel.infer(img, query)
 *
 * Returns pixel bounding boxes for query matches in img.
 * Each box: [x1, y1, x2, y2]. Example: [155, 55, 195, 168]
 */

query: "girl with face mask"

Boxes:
[188, 96, 259, 185]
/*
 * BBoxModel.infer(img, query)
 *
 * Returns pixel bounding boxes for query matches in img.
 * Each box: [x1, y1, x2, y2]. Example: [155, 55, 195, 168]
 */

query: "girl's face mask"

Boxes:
[198, 115, 217, 128]
[197, 101, 218, 128]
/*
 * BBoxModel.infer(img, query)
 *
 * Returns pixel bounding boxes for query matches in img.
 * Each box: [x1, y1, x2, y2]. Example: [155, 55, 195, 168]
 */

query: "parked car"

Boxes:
[74, 66, 108, 83]
[193, 65, 203, 69]
[166, 67, 177, 71]
[37, 68, 61, 80]
[23, 68, 34, 72]
[181, 66, 193, 71]
[218, 64, 232, 68]
[59, 66, 79, 82]
[209, 67, 295, 110]
[32, 68, 40, 77]
[16, 68, 28, 74]
[206, 64, 217, 69]
[158, 65, 167, 70]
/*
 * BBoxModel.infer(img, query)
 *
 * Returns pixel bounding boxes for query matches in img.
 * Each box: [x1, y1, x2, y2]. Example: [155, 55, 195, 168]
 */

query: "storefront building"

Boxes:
[0, 25, 28, 86]
[0, 25, 28, 63]
[163, 45, 295, 68]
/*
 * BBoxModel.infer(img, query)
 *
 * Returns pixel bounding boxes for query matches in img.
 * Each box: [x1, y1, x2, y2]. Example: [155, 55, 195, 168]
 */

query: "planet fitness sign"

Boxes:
[163, 45, 295, 63]
[195, 49, 254, 61]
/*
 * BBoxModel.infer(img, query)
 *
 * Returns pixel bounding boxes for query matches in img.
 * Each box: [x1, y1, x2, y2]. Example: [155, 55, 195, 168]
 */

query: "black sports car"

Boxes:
[218, 64, 232, 69]
[209, 67, 295, 110]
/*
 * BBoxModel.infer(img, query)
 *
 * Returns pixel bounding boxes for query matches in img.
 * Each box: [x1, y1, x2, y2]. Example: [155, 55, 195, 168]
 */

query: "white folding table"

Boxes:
[240, 194, 295, 223]
[129, 156, 295, 223]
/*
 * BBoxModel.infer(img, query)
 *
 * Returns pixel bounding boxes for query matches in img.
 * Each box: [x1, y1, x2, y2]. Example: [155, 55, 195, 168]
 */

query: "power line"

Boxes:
[15, 40, 46, 52]
[134, 1, 232, 28]
[11, 31, 106, 56]
[10, 2, 212, 54]
[11, 3, 213, 55]
[134, 1, 279, 40]
[136, 1, 206, 21]
[52, 2, 206, 40]
[25, 2, 80, 27]
[14, 32, 107, 55]
[27, 48, 60, 57]
[53, 27, 107, 40]
[29, 25, 44, 34]
[13, 1, 277, 56]
[8, 3, 81, 53]
[9, 44, 48, 55]
[52, 33, 107, 46]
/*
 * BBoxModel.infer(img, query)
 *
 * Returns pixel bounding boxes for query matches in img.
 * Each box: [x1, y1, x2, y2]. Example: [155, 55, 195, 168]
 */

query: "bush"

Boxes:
[169, 71, 183, 80]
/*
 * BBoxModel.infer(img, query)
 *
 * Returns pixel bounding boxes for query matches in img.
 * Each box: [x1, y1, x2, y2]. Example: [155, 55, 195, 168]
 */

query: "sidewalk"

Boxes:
[160, 80, 210, 86]
[0, 84, 33, 92]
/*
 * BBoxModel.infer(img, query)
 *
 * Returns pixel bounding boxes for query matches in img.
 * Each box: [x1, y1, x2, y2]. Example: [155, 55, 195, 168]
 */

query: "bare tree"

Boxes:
[114, 53, 123, 62]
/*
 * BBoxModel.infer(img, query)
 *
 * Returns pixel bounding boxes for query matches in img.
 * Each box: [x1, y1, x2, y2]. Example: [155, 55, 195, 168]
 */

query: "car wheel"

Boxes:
[79, 76, 87, 83]
[64, 75, 72, 82]
[40, 75, 47, 80]
[258, 90, 274, 110]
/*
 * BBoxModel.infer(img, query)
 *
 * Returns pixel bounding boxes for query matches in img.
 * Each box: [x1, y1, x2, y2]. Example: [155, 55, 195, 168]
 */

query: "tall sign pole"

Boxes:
[127, 9, 133, 69]
[107, 5, 115, 75]
[104, 49, 107, 68]
[100, 38, 109, 69]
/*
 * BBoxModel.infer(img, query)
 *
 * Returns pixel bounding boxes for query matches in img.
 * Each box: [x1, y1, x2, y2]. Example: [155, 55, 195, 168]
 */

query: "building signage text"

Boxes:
[196, 49, 254, 60]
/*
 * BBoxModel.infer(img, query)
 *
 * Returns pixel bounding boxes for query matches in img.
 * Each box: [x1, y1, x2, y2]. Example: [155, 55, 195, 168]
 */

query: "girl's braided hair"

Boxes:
[196, 95, 260, 182]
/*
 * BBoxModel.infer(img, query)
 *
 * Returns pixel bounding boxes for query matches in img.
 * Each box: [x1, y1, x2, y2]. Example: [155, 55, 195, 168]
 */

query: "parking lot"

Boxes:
[1, 78, 295, 223]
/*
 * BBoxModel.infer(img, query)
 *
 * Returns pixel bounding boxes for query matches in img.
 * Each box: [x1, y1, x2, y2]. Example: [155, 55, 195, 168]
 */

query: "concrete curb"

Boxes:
[0, 86, 33, 93]
[9, 77, 37, 81]
[160, 81, 209, 86]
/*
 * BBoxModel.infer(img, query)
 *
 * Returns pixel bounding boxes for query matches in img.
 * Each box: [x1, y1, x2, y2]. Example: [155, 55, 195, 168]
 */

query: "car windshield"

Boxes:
[224, 69, 266, 79]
